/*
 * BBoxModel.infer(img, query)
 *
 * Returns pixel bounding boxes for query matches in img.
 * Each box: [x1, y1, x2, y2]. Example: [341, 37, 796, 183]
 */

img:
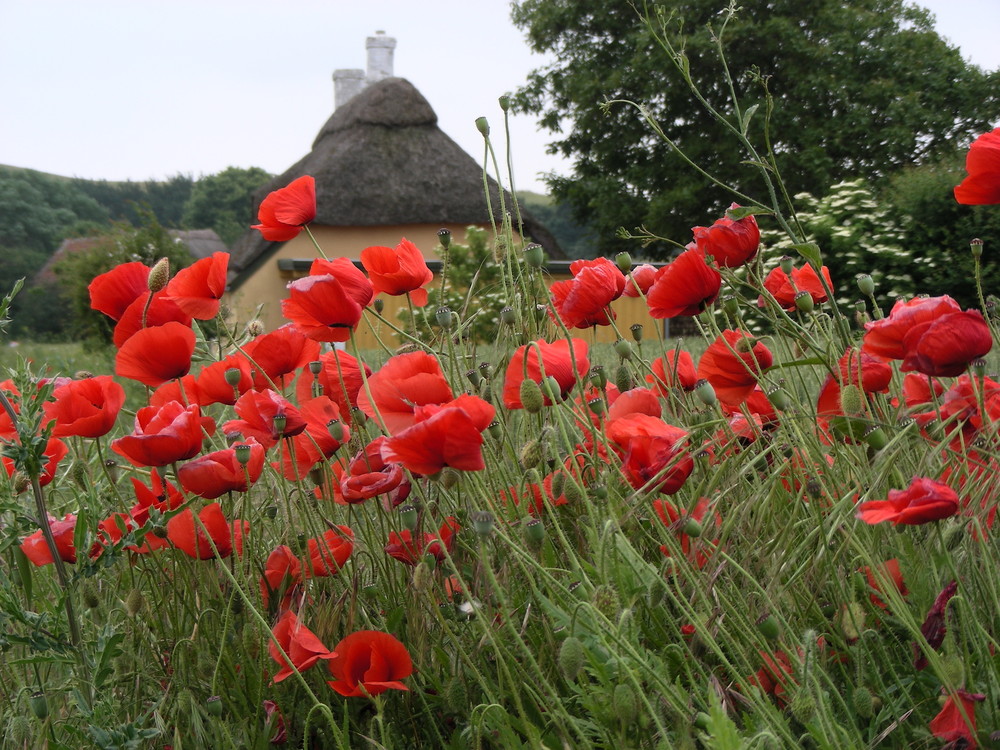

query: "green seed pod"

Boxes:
[205, 695, 223, 717]
[779, 255, 794, 274]
[694, 379, 717, 407]
[767, 386, 791, 411]
[524, 518, 545, 547]
[271, 413, 287, 436]
[681, 518, 702, 538]
[722, 295, 740, 319]
[498, 94, 511, 112]
[500, 306, 516, 325]
[487, 420, 503, 440]
[590, 365, 607, 389]
[480, 383, 492, 404]
[437, 228, 451, 249]
[756, 614, 780, 641]
[613, 338, 633, 360]
[856, 274, 875, 297]
[520, 379, 545, 413]
[523, 243, 544, 268]
[615, 251, 633, 274]
[794, 290, 814, 313]
[864, 425, 888, 450]
[399, 504, 419, 531]
[970, 238, 984, 259]
[372, 297, 384, 314]
[436, 306, 455, 329]
[558, 636, 585, 681]
[475, 116, 490, 137]
[587, 397, 605, 416]
[466, 368, 482, 389]
[233, 443, 252, 465]
[629, 323, 643, 342]
[28, 691, 48, 720]
[350, 406, 368, 425]
[470, 510, 495, 537]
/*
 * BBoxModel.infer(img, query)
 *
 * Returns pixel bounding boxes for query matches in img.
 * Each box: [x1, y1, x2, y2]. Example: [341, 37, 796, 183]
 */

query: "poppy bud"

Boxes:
[779, 255, 794, 274]
[125, 588, 145, 617]
[839, 384, 865, 416]
[612, 683, 640, 725]
[630, 323, 643, 343]
[475, 116, 490, 137]
[436, 307, 455, 330]
[721, 295, 740, 319]
[73, 370, 95, 380]
[540, 376, 562, 403]
[12, 472, 29, 495]
[412, 561, 433, 591]
[71, 461, 89, 490]
[693, 712, 711, 732]
[794, 290, 814, 313]
[246, 319, 265, 338]
[558, 636, 585, 681]
[548, 471, 565, 499]
[437, 228, 451, 249]
[29, 691, 48, 720]
[694, 379, 717, 407]
[523, 243, 544, 268]
[756, 613, 780, 641]
[373, 297, 384, 314]
[851, 686, 875, 719]
[519, 379, 545, 413]
[615, 251, 633, 274]
[524, 518, 545, 547]
[439, 467, 460, 490]
[614, 339, 633, 360]
[399, 505, 419, 531]
[470, 510, 495, 537]
[562, 478, 583, 505]
[789, 690, 817, 724]
[82, 581, 100, 610]
[206, 696, 223, 717]
[444, 675, 469, 713]
[856, 274, 875, 297]
[592, 584, 620, 620]
[498, 93, 511, 112]
[615, 364, 633, 393]
[589, 365, 607, 389]
[681, 518, 702, 538]
[147, 257, 170, 293]
[971, 238, 984, 259]
[519, 439, 543, 470]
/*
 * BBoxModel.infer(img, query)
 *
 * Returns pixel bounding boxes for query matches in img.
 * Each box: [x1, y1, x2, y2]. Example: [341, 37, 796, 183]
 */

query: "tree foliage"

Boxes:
[72, 174, 194, 227]
[181, 166, 272, 246]
[512, 0, 999, 256]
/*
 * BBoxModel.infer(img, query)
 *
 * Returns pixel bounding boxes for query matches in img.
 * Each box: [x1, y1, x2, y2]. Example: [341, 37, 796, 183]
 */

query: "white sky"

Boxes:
[1, 0, 997, 194]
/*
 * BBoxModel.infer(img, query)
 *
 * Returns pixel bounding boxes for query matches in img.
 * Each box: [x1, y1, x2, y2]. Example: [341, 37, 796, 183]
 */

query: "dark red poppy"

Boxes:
[621, 263, 658, 297]
[759, 263, 832, 310]
[361, 238, 434, 306]
[20, 513, 77, 566]
[381, 406, 486, 475]
[269, 610, 337, 683]
[252, 175, 316, 241]
[177, 438, 265, 499]
[166, 502, 248, 559]
[550, 257, 626, 328]
[88, 261, 151, 321]
[503, 338, 590, 409]
[243, 325, 321, 390]
[43, 375, 125, 439]
[307, 526, 354, 576]
[697, 330, 773, 406]
[115, 321, 196, 388]
[900, 310, 993, 377]
[163, 252, 229, 319]
[3, 436, 69, 488]
[863, 295, 962, 360]
[692, 203, 760, 268]
[111, 401, 206, 467]
[930, 688, 985, 745]
[647, 350, 698, 394]
[914, 579, 959, 671]
[327, 630, 413, 697]
[112, 291, 193, 348]
[223, 389, 306, 449]
[856, 477, 959, 526]
[861, 559, 908, 610]
[385, 517, 460, 566]
[955, 127, 1000, 204]
[647, 247, 722, 318]
[274, 395, 349, 480]
[295, 349, 370, 423]
[356, 351, 453, 434]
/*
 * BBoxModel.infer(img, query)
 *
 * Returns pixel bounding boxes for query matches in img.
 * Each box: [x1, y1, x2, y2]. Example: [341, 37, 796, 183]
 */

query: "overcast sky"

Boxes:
[1, 0, 997, 194]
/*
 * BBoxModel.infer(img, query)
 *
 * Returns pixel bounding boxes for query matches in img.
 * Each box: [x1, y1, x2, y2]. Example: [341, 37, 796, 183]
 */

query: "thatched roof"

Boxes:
[230, 77, 563, 283]
[169, 229, 227, 259]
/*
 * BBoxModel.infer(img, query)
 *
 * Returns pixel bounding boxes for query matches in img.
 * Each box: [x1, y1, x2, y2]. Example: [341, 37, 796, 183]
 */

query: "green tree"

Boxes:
[182, 166, 273, 246]
[512, 0, 999, 256]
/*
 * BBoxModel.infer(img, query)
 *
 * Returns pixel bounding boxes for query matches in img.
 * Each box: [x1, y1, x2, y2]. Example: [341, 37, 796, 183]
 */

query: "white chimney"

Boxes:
[366, 30, 396, 84]
[333, 68, 365, 110]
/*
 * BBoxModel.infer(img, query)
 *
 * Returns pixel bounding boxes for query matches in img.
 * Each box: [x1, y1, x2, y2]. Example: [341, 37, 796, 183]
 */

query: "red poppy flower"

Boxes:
[0, 379, 19, 439]
[900, 310, 993, 378]
[269, 610, 337, 683]
[746, 649, 795, 705]
[549, 257, 626, 328]
[607, 414, 693, 494]
[339, 436, 407, 503]
[697, 330, 773, 406]
[115, 321, 196, 388]
[955, 127, 1000, 204]
[381, 406, 486, 475]
[20, 514, 77, 566]
[149, 375, 200, 410]
[861, 559, 908, 610]
[177, 438, 265, 499]
[606, 387, 661, 422]
[356, 351, 453, 434]
[816, 349, 893, 416]
[3, 436, 69, 488]
[653, 497, 720, 569]
[252, 175, 316, 241]
[112, 401, 206, 467]
[163, 252, 229, 319]
[166, 502, 248, 559]
[856, 477, 959, 526]
[195, 354, 253, 407]
[243, 325, 321, 390]
[274, 396, 349, 480]
[758, 263, 832, 310]
[646, 247, 722, 318]
[361, 238, 434, 306]
[622, 263, 658, 297]
[931, 689, 985, 745]
[295, 349, 370, 423]
[307, 526, 354, 576]
[327, 630, 413, 697]
[915, 580, 959, 671]
[260, 545, 303, 610]
[223, 389, 306, 449]
[503, 338, 590, 409]
[123, 472, 185, 554]
[282, 274, 369, 343]
[862, 295, 962, 360]
[647, 350, 698, 394]
[43, 375, 125, 439]
[385, 517, 460, 566]
[692, 203, 760, 268]
[88, 261, 151, 321]
[112, 291, 193, 348]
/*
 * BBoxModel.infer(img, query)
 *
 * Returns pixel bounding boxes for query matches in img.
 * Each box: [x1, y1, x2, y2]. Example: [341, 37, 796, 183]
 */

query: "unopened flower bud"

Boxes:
[519, 379, 545, 413]
[436, 306, 454, 329]
[147, 257, 170, 293]
[612, 683, 640, 725]
[475, 116, 490, 137]
[562, 478, 583, 504]
[224, 368, 242, 387]
[412, 561, 433, 592]
[630, 323, 643, 342]
[233, 443, 252, 465]
[437, 228, 451, 249]
[856, 274, 875, 297]
[500, 306, 516, 325]
[519, 439, 543, 470]
[439, 467, 460, 490]
[373, 297, 384, 314]
[681, 518, 702, 538]
[615, 251, 633, 274]
[125, 588, 145, 617]
[399, 505, 419, 531]
[541, 375, 562, 403]
[852, 686, 875, 720]
[971, 238, 984, 259]
[694, 379, 717, 406]
[558, 636, 584, 681]
[839, 384, 865, 416]
[794, 290, 814, 313]
[615, 364, 633, 393]
[614, 339, 633, 360]
[246, 320, 265, 338]
[523, 243, 544, 268]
